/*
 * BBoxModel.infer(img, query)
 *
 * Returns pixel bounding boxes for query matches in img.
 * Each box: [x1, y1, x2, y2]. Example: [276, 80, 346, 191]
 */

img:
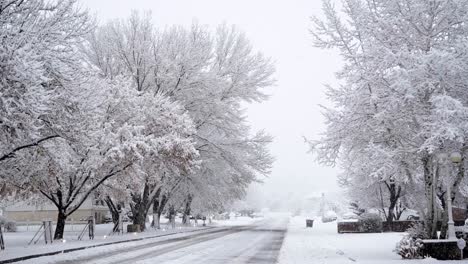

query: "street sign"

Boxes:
[457, 238, 466, 250]
[457, 238, 466, 260]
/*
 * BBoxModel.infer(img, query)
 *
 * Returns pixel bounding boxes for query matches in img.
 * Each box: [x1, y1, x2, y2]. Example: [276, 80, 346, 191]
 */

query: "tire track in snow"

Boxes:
[113, 226, 253, 264]
[50, 226, 249, 264]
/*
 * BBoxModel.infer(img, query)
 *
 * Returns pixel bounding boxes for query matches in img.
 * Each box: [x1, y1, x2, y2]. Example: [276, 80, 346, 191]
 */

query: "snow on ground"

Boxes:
[212, 216, 262, 226]
[17, 228, 221, 264]
[278, 216, 460, 264]
[0, 220, 207, 261]
[18, 214, 285, 264]
[0, 216, 261, 262]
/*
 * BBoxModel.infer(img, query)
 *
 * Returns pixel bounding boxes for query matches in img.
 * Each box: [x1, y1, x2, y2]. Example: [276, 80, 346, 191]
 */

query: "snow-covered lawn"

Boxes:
[278, 216, 460, 264]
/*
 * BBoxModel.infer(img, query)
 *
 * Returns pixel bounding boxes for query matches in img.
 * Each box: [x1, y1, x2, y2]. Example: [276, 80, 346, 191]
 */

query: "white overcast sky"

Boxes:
[80, 0, 343, 206]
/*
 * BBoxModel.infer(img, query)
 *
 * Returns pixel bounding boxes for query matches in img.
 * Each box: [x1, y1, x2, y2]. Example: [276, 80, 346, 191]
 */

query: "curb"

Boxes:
[0, 226, 214, 264]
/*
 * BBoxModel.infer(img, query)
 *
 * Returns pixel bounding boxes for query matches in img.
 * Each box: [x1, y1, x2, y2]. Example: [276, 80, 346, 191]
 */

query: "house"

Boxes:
[3, 198, 109, 224]
[453, 206, 468, 226]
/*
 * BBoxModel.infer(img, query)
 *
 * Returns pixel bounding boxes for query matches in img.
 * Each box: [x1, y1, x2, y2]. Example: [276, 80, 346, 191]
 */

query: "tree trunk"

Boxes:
[395, 201, 406, 220]
[182, 195, 192, 226]
[385, 183, 401, 225]
[148, 193, 169, 229]
[169, 205, 176, 229]
[155, 195, 168, 229]
[386, 202, 396, 224]
[131, 183, 151, 232]
[54, 210, 67, 240]
[104, 196, 121, 232]
[135, 207, 147, 231]
[440, 210, 448, 239]
[153, 213, 161, 229]
[151, 198, 160, 228]
[423, 155, 439, 239]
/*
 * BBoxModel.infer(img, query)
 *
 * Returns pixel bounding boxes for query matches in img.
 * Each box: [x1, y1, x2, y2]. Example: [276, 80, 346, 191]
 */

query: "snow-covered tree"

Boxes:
[85, 15, 275, 228]
[309, 0, 468, 237]
[1, 74, 197, 238]
[0, 1, 200, 238]
[0, 0, 92, 163]
[149, 23, 275, 215]
[121, 94, 197, 231]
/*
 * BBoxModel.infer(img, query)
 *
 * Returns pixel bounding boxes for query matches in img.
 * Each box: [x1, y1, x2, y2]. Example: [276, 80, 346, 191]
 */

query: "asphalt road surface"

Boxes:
[45, 215, 288, 264]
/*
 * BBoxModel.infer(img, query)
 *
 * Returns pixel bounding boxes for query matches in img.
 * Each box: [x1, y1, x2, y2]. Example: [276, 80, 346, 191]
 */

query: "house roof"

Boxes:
[4, 198, 106, 212]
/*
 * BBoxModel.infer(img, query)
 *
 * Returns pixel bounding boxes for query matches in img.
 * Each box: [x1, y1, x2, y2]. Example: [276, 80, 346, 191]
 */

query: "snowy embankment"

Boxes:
[278, 216, 460, 264]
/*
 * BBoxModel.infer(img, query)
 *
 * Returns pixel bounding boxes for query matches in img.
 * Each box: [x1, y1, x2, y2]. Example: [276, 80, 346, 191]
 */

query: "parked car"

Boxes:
[399, 209, 420, 221]
[406, 215, 420, 220]
[189, 214, 204, 220]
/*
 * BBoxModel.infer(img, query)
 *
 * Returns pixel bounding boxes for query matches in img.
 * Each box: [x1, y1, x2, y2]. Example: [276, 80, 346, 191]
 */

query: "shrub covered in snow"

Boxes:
[395, 236, 424, 259]
[4, 221, 17, 232]
[395, 222, 427, 259]
[0, 216, 17, 232]
[322, 211, 338, 223]
[358, 213, 382, 232]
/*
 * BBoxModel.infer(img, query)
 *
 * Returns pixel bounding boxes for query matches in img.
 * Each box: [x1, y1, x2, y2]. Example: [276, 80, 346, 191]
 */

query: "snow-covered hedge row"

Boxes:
[359, 213, 382, 233]
[337, 213, 383, 233]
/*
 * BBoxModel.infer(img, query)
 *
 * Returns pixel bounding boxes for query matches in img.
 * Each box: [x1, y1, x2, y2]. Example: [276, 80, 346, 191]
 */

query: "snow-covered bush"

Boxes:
[395, 222, 427, 259]
[395, 236, 424, 259]
[349, 202, 365, 217]
[4, 221, 17, 232]
[0, 216, 17, 232]
[358, 213, 382, 232]
[322, 210, 338, 223]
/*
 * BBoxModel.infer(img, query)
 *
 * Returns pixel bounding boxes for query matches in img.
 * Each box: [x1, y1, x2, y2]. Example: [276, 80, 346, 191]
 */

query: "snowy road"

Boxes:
[22, 215, 288, 264]
[140, 217, 287, 264]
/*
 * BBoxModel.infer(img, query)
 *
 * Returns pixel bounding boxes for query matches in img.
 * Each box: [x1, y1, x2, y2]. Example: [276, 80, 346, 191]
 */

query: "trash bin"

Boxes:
[306, 219, 314, 228]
